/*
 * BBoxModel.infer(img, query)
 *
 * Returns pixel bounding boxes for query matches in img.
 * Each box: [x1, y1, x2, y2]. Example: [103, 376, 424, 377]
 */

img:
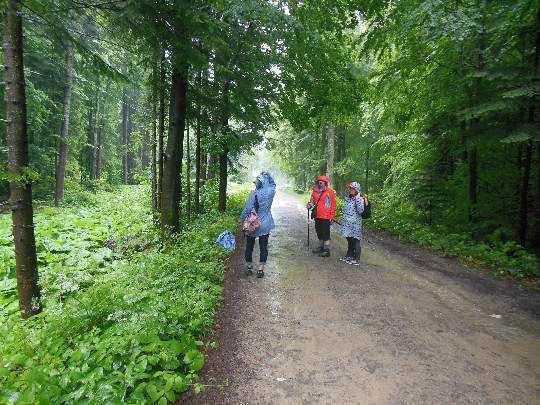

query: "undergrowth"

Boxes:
[0, 185, 245, 404]
[364, 193, 540, 282]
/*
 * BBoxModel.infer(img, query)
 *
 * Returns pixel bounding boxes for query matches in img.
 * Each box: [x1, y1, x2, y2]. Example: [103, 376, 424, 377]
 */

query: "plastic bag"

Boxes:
[216, 230, 236, 251]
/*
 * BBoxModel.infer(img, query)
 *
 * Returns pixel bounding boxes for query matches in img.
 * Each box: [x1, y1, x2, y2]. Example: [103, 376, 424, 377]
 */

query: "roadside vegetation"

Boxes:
[0, 185, 244, 403]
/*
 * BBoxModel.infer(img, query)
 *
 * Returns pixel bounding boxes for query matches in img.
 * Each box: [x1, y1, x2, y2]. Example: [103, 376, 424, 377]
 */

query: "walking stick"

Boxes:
[307, 208, 310, 249]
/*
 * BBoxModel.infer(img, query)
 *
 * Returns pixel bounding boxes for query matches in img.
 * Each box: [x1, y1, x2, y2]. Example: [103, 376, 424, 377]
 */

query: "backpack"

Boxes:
[361, 196, 371, 219]
[242, 193, 261, 234]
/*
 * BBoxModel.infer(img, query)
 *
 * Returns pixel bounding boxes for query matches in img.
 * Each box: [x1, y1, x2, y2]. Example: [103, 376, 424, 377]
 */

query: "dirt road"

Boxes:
[185, 190, 540, 404]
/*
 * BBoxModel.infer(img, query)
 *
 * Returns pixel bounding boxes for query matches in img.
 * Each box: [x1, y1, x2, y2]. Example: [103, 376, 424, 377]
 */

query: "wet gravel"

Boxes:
[182, 191, 540, 405]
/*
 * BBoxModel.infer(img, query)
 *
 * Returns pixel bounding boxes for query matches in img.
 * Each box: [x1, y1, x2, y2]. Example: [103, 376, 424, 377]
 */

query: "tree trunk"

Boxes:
[91, 95, 100, 180]
[3, 0, 41, 318]
[468, 146, 478, 222]
[151, 81, 158, 218]
[326, 124, 335, 186]
[195, 105, 202, 215]
[519, 141, 533, 246]
[520, 12, 539, 247]
[186, 124, 191, 222]
[126, 100, 134, 184]
[468, 0, 485, 224]
[218, 146, 228, 213]
[141, 128, 150, 169]
[121, 90, 128, 184]
[96, 103, 104, 179]
[218, 79, 231, 213]
[54, 36, 74, 206]
[206, 153, 215, 180]
[157, 57, 166, 210]
[160, 64, 188, 232]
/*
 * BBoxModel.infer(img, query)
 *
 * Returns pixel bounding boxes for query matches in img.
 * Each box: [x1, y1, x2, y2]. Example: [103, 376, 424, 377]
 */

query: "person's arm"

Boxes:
[240, 191, 255, 221]
[329, 189, 337, 219]
[355, 195, 365, 216]
[307, 190, 315, 209]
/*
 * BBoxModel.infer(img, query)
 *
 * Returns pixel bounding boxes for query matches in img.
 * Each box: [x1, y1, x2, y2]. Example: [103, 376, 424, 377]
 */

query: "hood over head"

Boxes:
[347, 181, 361, 194]
[255, 171, 276, 190]
[316, 175, 330, 185]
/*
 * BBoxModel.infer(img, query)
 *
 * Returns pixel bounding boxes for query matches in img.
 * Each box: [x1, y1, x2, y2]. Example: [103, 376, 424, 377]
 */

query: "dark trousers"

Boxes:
[245, 234, 270, 263]
[315, 218, 331, 241]
[346, 237, 361, 259]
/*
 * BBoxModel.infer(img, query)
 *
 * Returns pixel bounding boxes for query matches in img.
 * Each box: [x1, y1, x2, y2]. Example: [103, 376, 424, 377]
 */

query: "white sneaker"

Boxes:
[348, 259, 360, 266]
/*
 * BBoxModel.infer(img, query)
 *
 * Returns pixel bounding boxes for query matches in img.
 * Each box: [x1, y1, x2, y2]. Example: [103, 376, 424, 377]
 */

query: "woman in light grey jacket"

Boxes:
[340, 181, 364, 265]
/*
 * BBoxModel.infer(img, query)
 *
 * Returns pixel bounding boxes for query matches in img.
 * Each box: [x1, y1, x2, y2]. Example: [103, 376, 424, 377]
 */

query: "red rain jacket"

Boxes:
[309, 175, 337, 220]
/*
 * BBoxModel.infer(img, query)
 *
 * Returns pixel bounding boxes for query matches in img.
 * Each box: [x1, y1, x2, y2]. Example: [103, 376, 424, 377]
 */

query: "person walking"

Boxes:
[340, 181, 364, 266]
[307, 175, 336, 257]
[240, 172, 276, 278]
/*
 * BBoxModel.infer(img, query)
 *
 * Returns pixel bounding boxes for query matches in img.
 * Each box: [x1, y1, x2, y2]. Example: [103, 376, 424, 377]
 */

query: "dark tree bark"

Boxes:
[218, 80, 231, 213]
[157, 56, 166, 210]
[468, 146, 478, 222]
[186, 124, 191, 222]
[141, 128, 150, 169]
[206, 153, 215, 180]
[160, 64, 188, 232]
[151, 79, 158, 218]
[3, 0, 41, 318]
[91, 95, 100, 180]
[95, 100, 105, 179]
[468, 0, 485, 223]
[218, 146, 228, 213]
[195, 104, 202, 215]
[519, 141, 533, 246]
[120, 90, 134, 184]
[520, 12, 539, 247]
[54, 35, 74, 206]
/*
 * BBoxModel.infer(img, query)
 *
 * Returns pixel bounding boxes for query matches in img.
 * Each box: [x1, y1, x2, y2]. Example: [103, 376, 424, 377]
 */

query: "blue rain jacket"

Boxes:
[240, 172, 276, 237]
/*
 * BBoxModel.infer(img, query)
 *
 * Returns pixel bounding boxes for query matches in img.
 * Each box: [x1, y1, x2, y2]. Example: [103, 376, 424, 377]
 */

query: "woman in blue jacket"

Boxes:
[240, 172, 276, 278]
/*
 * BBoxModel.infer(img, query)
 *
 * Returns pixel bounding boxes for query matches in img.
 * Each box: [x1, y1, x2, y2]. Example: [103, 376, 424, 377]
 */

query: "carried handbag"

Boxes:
[242, 193, 261, 234]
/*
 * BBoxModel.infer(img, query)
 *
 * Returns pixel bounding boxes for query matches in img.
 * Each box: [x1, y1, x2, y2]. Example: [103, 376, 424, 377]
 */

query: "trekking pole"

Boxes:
[307, 208, 310, 249]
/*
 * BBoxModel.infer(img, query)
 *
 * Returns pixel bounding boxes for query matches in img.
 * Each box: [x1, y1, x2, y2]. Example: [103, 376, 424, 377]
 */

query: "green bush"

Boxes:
[0, 185, 243, 404]
[364, 193, 540, 281]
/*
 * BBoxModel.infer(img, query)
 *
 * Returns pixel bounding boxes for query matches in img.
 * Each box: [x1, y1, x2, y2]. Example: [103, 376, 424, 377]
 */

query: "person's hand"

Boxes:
[306, 202, 313, 210]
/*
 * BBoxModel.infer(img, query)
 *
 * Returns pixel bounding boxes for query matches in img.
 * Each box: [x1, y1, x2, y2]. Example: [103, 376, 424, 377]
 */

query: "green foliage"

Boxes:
[367, 192, 540, 281]
[272, 0, 540, 277]
[0, 186, 244, 403]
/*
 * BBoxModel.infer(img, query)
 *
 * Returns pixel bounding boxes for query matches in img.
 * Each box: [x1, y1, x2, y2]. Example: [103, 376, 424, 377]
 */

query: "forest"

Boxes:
[0, 0, 539, 403]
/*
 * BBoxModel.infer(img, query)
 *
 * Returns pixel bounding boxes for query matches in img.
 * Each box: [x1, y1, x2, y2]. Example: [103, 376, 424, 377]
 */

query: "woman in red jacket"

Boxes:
[306, 175, 336, 257]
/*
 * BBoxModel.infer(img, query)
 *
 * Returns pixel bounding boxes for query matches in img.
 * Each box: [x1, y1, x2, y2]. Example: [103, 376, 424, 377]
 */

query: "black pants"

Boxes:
[245, 234, 270, 263]
[346, 237, 361, 259]
[315, 218, 331, 241]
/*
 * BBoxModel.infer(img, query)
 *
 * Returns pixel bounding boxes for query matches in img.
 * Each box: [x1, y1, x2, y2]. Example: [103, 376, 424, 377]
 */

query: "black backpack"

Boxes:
[361, 196, 371, 219]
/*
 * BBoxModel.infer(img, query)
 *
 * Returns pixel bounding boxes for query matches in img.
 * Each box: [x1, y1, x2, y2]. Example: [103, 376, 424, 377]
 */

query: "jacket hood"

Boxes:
[348, 181, 361, 193]
[256, 172, 276, 190]
[316, 175, 330, 185]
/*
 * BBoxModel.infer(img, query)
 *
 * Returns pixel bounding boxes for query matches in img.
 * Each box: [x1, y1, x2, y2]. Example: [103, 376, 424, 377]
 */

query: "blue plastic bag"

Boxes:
[216, 230, 236, 251]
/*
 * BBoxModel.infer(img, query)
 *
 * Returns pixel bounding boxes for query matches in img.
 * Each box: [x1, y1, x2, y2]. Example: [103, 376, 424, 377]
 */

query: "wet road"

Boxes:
[186, 190, 540, 404]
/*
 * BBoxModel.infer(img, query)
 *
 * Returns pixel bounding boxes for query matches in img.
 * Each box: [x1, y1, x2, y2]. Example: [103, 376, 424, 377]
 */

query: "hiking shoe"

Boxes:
[339, 256, 353, 263]
[348, 259, 360, 266]
[319, 249, 330, 257]
[245, 263, 253, 276]
[312, 246, 324, 254]
[257, 263, 265, 278]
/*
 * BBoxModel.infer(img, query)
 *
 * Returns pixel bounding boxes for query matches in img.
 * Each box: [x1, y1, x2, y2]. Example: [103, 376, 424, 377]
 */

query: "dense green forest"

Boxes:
[1, 0, 539, 403]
